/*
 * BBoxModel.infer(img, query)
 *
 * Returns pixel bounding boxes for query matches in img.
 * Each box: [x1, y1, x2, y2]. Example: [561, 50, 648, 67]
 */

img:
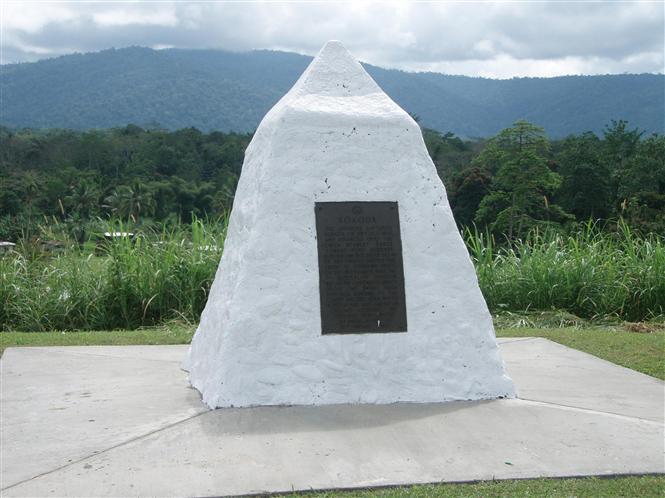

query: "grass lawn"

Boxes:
[495, 326, 665, 380]
[295, 475, 665, 497]
[0, 323, 195, 355]
[1, 322, 663, 497]
[2, 322, 663, 379]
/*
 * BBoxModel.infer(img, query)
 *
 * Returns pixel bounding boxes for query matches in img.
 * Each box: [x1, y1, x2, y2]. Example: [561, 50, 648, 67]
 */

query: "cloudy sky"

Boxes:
[2, 1, 663, 78]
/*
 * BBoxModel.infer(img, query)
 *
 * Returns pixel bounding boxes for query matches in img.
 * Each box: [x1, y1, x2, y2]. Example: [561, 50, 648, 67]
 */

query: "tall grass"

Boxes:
[1, 219, 662, 331]
[466, 221, 665, 322]
[1, 217, 226, 331]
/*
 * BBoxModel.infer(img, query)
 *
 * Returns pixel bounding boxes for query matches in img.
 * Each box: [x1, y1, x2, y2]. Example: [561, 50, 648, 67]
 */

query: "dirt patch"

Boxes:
[623, 322, 665, 333]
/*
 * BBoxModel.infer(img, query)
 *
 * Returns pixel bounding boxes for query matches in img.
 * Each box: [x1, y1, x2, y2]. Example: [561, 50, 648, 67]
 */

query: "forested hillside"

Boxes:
[2, 47, 663, 137]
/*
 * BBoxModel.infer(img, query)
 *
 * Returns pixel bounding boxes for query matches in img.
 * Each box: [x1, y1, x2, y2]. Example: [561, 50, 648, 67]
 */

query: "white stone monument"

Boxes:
[184, 41, 515, 408]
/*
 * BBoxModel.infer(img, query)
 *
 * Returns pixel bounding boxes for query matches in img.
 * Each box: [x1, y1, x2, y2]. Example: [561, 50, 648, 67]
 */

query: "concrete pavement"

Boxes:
[1, 338, 663, 496]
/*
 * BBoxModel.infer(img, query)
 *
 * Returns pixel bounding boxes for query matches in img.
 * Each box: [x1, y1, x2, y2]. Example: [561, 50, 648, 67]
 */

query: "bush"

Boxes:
[1, 216, 226, 331]
[466, 221, 665, 321]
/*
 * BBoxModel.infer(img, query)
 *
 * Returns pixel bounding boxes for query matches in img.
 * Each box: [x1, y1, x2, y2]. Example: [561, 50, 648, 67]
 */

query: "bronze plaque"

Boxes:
[315, 201, 407, 335]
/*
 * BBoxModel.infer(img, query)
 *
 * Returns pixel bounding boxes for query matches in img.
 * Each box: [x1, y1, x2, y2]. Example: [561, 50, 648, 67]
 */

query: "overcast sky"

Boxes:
[2, 1, 664, 78]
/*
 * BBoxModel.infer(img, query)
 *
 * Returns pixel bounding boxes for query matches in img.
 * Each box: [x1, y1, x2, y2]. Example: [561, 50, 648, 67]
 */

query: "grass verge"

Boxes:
[495, 326, 664, 379]
[290, 475, 664, 497]
[0, 323, 194, 355]
[2, 323, 663, 380]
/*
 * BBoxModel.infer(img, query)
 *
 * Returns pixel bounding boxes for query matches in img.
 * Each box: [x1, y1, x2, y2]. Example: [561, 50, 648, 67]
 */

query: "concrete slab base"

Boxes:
[1, 338, 663, 496]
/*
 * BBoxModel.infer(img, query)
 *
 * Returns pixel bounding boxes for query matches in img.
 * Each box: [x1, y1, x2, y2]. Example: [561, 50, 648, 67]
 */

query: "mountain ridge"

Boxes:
[2, 46, 663, 138]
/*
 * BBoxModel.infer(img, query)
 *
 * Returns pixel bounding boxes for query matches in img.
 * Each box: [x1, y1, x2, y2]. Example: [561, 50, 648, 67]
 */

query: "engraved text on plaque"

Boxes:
[315, 201, 407, 334]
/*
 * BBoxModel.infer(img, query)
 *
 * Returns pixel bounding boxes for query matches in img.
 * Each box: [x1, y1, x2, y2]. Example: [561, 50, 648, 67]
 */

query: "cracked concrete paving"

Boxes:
[1, 338, 663, 496]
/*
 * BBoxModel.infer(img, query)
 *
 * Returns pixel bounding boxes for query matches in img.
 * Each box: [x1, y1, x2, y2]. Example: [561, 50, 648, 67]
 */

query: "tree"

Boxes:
[104, 182, 155, 221]
[554, 132, 611, 220]
[0, 174, 23, 217]
[22, 171, 41, 218]
[602, 120, 643, 211]
[474, 121, 571, 238]
[615, 134, 665, 232]
[211, 172, 239, 214]
[64, 181, 100, 219]
[603, 120, 643, 173]
[423, 129, 475, 182]
[448, 166, 492, 227]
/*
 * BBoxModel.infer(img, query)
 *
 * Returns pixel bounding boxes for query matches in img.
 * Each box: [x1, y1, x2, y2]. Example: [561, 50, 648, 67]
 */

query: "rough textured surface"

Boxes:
[184, 40, 514, 408]
[1, 340, 663, 496]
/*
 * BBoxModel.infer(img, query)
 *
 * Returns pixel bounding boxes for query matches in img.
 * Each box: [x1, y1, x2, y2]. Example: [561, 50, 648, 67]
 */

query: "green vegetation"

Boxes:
[291, 475, 665, 497]
[2, 220, 662, 331]
[472, 121, 572, 237]
[3, 119, 664, 242]
[495, 327, 665, 380]
[2, 46, 663, 137]
[0, 323, 194, 355]
[467, 222, 665, 322]
[1, 218, 225, 331]
[439, 120, 665, 237]
[1, 125, 250, 241]
[2, 119, 663, 330]
[285, 475, 665, 497]
[2, 323, 662, 381]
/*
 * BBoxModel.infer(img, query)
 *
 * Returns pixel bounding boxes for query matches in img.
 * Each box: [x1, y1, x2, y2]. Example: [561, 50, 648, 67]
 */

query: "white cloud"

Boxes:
[2, 2, 79, 33]
[1, 1, 663, 77]
[92, 7, 178, 28]
[404, 52, 665, 79]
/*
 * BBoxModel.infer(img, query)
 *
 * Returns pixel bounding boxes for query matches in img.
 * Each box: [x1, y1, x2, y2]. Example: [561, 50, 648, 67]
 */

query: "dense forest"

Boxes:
[2, 47, 663, 137]
[1, 119, 663, 243]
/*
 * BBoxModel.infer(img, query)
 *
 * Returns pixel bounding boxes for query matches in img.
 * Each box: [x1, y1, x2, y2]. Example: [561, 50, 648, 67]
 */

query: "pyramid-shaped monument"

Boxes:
[184, 41, 515, 408]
